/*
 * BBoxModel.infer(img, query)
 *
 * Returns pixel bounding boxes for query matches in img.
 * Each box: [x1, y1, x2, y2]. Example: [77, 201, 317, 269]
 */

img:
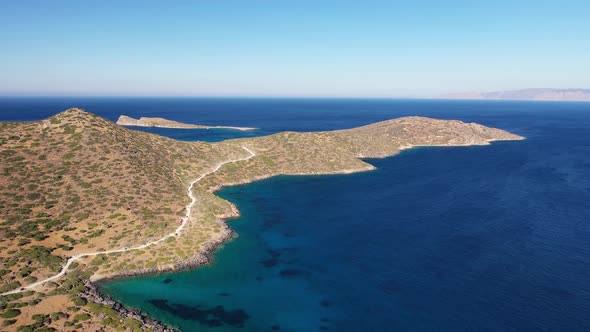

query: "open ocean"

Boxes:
[2, 97, 590, 331]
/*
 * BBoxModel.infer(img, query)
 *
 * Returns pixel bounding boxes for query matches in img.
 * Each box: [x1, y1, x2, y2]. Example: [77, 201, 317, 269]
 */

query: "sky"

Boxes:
[0, 1, 589, 97]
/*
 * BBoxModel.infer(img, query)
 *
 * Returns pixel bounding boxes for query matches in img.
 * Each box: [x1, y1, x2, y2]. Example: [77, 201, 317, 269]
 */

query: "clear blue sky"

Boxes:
[1, 1, 588, 97]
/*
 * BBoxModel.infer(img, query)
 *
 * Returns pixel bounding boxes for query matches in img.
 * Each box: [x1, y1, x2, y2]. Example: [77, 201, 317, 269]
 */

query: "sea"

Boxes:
[1, 97, 589, 331]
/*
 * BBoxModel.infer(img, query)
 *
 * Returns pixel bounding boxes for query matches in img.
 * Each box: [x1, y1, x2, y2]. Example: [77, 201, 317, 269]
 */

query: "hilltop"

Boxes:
[437, 88, 590, 102]
[0, 109, 246, 331]
[0, 109, 523, 331]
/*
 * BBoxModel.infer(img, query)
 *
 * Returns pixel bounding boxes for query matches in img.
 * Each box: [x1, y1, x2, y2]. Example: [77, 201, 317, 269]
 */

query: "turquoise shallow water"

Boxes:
[2, 98, 590, 331]
[100, 179, 330, 331]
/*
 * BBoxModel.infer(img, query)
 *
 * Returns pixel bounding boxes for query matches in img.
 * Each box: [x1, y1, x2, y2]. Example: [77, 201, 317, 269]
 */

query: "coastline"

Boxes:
[91, 137, 524, 285]
[116, 115, 256, 131]
[84, 226, 236, 332]
[90, 163, 377, 284]
[89, 138, 527, 329]
[81, 282, 179, 332]
[121, 123, 257, 131]
[0, 109, 525, 331]
[87, 140, 515, 328]
[86, 164, 378, 330]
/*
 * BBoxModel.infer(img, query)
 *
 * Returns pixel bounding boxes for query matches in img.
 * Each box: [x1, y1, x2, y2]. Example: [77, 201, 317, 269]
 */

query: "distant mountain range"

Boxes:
[437, 89, 590, 102]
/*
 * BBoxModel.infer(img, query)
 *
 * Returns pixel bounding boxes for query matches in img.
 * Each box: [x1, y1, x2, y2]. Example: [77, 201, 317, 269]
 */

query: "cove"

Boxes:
[99, 108, 590, 331]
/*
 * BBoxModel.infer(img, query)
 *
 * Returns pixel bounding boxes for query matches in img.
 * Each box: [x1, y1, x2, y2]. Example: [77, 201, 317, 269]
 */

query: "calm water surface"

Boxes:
[2, 98, 589, 331]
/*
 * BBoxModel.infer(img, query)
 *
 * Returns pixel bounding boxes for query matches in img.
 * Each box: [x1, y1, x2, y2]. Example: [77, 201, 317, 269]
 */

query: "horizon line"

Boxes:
[1, 87, 587, 100]
[0, 95, 588, 104]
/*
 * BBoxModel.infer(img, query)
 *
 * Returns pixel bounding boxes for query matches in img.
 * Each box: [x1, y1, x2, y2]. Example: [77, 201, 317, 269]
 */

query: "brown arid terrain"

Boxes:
[116, 115, 256, 131]
[0, 108, 524, 331]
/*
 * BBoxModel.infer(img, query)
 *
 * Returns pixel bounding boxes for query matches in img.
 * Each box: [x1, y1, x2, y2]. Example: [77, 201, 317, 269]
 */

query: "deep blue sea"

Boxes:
[2, 97, 590, 331]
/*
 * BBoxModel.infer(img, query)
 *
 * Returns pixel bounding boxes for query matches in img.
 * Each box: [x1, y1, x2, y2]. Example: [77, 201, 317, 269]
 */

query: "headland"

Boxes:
[0, 108, 523, 331]
[116, 115, 256, 131]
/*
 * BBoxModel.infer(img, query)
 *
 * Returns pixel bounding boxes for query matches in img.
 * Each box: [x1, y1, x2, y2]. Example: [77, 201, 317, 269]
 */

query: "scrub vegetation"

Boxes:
[0, 109, 523, 331]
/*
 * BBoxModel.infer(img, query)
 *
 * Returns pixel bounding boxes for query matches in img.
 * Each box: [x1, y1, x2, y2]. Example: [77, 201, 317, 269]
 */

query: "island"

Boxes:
[0, 108, 524, 331]
[436, 88, 590, 102]
[116, 115, 256, 131]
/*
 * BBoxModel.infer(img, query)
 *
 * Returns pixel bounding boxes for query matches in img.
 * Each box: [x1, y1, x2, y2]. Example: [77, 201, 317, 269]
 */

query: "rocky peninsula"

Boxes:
[117, 115, 256, 131]
[0, 109, 524, 331]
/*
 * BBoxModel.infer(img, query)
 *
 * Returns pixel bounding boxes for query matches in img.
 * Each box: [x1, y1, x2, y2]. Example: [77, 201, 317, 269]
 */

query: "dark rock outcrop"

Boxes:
[81, 282, 179, 332]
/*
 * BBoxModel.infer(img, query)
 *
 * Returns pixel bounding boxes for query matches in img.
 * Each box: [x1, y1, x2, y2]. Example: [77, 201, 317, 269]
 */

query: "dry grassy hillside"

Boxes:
[0, 109, 231, 286]
[336, 116, 522, 157]
[0, 109, 523, 331]
[0, 109, 246, 331]
[199, 116, 523, 190]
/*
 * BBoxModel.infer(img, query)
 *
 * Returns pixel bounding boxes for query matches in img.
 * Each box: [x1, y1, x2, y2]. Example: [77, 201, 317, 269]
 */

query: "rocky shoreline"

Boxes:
[82, 223, 237, 332]
[90, 219, 235, 282]
[81, 282, 179, 332]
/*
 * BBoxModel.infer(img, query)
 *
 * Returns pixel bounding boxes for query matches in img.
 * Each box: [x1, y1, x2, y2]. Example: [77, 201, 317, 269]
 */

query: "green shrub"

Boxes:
[16, 326, 34, 332]
[101, 317, 115, 326]
[19, 246, 63, 271]
[125, 318, 142, 331]
[32, 232, 48, 241]
[32, 313, 50, 324]
[50, 311, 68, 321]
[0, 292, 22, 302]
[71, 296, 87, 307]
[24, 276, 38, 284]
[63, 152, 75, 159]
[0, 281, 21, 293]
[73, 313, 91, 321]
[19, 267, 33, 277]
[26, 193, 41, 200]
[1, 308, 21, 318]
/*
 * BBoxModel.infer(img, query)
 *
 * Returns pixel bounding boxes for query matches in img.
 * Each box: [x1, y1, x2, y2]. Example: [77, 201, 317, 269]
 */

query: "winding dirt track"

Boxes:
[1, 146, 256, 296]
